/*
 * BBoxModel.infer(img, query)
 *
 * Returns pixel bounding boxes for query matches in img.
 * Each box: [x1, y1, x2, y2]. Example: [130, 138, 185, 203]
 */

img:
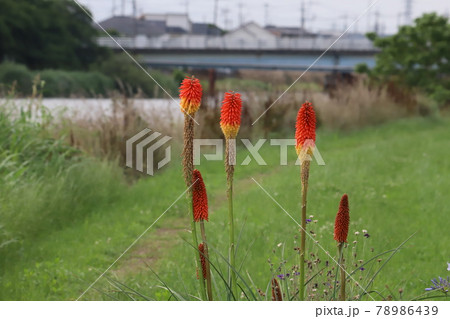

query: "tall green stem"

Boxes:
[299, 160, 310, 300]
[338, 243, 346, 301]
[225, 139, 238, 299]
[227, 178, 237, 298]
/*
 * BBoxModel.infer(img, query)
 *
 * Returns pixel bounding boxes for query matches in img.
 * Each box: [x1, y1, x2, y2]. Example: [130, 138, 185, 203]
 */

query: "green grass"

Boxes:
[1, 117, 449, 300]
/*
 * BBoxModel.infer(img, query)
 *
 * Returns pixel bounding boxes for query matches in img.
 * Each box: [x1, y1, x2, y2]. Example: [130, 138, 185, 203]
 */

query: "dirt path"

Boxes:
[112, 217, 188, 278]
[112, 169, 281, 279]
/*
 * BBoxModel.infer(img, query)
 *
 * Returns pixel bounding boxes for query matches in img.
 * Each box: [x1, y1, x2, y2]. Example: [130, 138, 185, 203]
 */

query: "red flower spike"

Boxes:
[295, 101, 316, 155]
[198, 243, 207, 279]
[192, 169, 208, 222]
[334, 194, 350, 243]
[220, 91, 242, 139]
[179, 76, 203, 115]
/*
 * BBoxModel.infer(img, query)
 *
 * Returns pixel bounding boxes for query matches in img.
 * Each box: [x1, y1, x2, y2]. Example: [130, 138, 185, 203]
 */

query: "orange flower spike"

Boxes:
[179, 76, 203, 115]
[334, 194, 350, 243]
[192, 169, 209, 222]
[295, 101, 316, 155]
[198, 243, 207, 279]
[220, 91, 242, 139]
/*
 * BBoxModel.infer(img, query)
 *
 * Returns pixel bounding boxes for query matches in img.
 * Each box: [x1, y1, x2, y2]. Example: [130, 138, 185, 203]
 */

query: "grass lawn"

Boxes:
[1, 116, 449, 300]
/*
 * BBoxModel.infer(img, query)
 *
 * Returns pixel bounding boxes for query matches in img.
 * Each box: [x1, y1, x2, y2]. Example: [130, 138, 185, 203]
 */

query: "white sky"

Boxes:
[77, 0, 450, 34]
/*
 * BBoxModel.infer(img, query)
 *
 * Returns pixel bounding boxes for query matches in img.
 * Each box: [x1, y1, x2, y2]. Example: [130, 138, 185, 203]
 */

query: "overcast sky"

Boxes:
[77, 0, 449, 34]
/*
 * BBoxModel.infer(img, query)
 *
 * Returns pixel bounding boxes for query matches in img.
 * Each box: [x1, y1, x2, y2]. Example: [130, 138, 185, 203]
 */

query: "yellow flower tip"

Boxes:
[180, 97, 201, 115]
[220, 123, 240, 140]
[220, 91, 242, 139]
[296, 139, 315, 161]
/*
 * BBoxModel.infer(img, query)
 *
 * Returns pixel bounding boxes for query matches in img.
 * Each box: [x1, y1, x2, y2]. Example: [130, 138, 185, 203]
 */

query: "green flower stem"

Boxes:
[225, 139, 238, 299]
[227, 177, 237, 299]
[338, 242, 346, 301]
[299, 159, 310, 300]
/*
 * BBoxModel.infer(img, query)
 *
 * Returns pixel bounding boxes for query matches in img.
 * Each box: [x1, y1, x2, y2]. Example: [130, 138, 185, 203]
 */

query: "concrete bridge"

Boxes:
[98, 30, 378, 72]
[131, 48, 376, 72]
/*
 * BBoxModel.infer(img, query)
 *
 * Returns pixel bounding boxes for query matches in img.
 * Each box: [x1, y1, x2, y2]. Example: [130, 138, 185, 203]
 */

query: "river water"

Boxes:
[1, 98, 184, 122]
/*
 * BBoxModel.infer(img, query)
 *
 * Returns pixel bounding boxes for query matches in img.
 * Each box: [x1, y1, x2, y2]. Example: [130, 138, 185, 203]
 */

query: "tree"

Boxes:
[0, 0, 108, 70]
[356, 13, 450, 104]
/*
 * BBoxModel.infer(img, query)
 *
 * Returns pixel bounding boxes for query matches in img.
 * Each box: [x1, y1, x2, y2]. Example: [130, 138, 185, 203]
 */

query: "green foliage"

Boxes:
[0, 105, 72, 177]
[94, 54, 179, 97]
[0, 0, 108, 70]
[39, 69, 114, 97]
[0, 100, 126, 249]
[0, 63, 114, 97]
[357, 13, 450, 105]
[172, 69, 187, 86]
[0, 62, 33, 95]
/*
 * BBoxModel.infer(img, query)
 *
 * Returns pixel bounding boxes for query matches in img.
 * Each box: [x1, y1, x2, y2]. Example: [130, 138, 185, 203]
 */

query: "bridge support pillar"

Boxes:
[208, 68, 216, 98]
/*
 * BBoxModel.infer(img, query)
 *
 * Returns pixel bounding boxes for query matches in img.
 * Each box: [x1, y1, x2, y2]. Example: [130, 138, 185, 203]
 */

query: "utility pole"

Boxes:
[264, 3, 269, 27]
[214, 0, 219, 26]
[132, 0, 137, 36]
[222, 7, 230, 30]
[374, 10, 380, 33]
[299, 1, 317, 34]
[353, 15, 359, 33]
[342, 14, 348, 32]
[121, 0, 125, 16]
[396, 12, 402, 29]
[112, 0, 116, 16]
[404, 0, 413, 25]
[132, 0, 137, 17]
[300, 1, 305, 31]
[238, 2, 244, 27]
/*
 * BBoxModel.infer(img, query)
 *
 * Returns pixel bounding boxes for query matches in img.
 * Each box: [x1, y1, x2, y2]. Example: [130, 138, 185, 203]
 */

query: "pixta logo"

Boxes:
[193, 139, 325, 166]
[126, 129, 172, 176]
[126, 130, 325, 176]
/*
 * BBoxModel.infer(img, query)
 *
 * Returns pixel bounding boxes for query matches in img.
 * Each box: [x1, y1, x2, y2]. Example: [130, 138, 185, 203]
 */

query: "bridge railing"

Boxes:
[97, 35, 375, 51]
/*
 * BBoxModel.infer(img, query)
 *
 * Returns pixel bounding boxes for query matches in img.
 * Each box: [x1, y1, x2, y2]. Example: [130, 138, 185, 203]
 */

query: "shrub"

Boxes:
[0, 59, 179, 98]
[0, 100, 126, 244]
[94, 54, 178, 97]
[39, 70, 75, 97]
[0, 62, 115, 97]
[38, 69, 113, 97]
[0, 62, 33, 95]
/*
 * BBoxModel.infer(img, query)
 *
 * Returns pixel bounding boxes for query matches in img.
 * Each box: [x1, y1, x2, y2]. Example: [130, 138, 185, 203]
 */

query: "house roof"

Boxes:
[225, 22, 276, 39]
[191, 23, 222, 36]
[98, 16, 222, 37]
[97, 16, 166, 37]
